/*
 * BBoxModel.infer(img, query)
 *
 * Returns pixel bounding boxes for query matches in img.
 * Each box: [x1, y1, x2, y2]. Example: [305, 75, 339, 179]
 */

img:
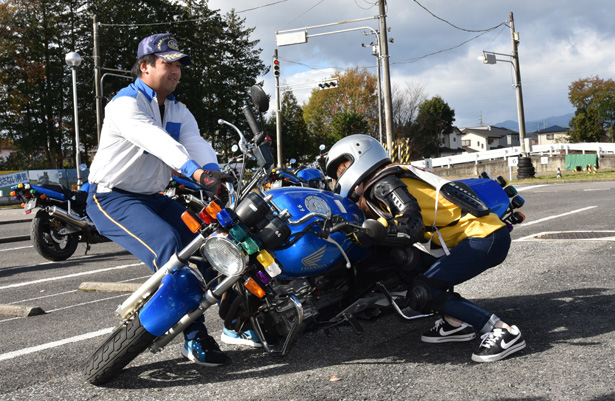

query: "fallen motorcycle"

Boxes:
[83, 86, 525, 385]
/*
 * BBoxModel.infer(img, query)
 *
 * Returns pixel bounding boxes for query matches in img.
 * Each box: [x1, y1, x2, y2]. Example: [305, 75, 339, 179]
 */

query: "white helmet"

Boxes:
[325, 134, 391, 198]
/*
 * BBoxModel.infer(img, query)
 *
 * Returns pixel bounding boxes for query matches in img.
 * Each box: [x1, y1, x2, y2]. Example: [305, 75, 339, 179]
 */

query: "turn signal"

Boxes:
[10, 191, 16, 196]
[205, 201, 222, 219]
[244, 277, 266, 298]
[181, 211, 202, 233]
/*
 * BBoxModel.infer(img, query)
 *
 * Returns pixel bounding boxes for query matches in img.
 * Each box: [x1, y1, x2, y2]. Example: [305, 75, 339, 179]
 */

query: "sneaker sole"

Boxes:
[221, 332, 263, 348]
[471, 340, 526, 363]
[181, 347, 226, 366]
[421, 333, 476, 343]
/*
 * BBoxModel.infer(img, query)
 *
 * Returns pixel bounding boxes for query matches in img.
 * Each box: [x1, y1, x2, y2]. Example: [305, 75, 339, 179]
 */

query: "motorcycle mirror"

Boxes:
[289, 158, 296, 165]
[79, 163, 88, 171]
[319, 144, 326, 152]
[362, 219, 387, 240]
[231, 144, 239, 153]
[250, 85, 269, 113]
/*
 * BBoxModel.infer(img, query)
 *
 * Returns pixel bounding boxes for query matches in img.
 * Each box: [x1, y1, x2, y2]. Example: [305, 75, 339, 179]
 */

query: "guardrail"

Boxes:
[410, 142, 615, 169]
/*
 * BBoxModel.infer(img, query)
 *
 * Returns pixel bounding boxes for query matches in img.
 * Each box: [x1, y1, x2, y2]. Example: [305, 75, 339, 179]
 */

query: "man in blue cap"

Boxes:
[87, 33, 259, 367]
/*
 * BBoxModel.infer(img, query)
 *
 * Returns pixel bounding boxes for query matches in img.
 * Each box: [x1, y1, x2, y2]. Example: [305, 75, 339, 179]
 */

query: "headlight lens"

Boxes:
[202, 233, 245, 276]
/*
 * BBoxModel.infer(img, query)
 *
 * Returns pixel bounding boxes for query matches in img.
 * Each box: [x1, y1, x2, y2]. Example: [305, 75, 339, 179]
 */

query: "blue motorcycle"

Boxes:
[10, 181, 108, 260]
[83, 86, 525, 385]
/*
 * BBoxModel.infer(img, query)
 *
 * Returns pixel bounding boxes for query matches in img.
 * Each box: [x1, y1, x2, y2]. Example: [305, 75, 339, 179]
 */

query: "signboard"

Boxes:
[507, 157, 518, 167]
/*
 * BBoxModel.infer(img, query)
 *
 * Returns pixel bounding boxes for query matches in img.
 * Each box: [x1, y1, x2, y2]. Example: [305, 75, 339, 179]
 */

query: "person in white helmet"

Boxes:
[325, 134, 525, 363]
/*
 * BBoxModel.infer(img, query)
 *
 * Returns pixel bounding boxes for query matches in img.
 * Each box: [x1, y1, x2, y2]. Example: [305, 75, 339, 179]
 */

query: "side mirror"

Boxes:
[362, 219, 387, 240]
[250, 85, 269, 113]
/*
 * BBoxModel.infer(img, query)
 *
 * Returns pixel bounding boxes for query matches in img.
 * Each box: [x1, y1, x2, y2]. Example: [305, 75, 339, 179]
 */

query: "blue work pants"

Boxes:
[86, 184, 208, 340]
[423, 226, 511, 334]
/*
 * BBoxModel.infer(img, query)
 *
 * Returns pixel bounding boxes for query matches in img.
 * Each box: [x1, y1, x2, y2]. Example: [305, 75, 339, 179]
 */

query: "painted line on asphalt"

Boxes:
[0, 262, 143, 290]
[0, 245, 33, 252]
[0, 327, 113, 362]
[519, 205, 597, 227]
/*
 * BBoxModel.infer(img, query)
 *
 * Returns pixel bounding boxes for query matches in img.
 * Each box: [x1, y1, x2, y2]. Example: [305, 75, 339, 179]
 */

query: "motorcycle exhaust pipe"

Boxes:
[46, 206, 90, 229]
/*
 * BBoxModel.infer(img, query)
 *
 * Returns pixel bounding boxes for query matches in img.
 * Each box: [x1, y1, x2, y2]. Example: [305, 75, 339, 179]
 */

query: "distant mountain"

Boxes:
[493, 113, 574, 132]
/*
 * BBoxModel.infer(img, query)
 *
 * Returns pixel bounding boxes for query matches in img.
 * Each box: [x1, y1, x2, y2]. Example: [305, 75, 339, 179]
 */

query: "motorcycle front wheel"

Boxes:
[83, 314, 156, 385]
[31, 210, 79, 261]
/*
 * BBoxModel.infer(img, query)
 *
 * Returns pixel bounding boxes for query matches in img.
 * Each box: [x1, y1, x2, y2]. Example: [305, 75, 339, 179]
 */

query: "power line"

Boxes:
[413, 0, 505, 33]
[393, 24, 505, 65]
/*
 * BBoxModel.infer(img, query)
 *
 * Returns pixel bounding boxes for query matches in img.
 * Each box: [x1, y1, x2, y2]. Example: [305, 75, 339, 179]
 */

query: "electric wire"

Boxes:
[413, 0, 505, 33]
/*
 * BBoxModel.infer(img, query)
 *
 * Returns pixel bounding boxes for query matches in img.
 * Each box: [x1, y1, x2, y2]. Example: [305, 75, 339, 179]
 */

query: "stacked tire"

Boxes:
[516, 157, 535, 179]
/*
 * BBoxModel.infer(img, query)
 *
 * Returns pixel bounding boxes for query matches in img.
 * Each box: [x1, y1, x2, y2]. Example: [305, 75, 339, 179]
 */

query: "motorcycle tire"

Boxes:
[31, 210, 79, 261]
[83, 314, 156, 385]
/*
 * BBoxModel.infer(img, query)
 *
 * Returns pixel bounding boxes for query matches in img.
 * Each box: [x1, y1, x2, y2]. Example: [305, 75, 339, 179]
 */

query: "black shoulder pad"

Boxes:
[372, 176, 420, 215]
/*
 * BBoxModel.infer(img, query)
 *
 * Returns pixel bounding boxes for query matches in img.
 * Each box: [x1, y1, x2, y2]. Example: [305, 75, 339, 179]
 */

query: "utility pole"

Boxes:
[93, 15, 103, 144]
[273, 49, 283, 168]
[378, 0, 395, 157]
[509, 12, 527, 157]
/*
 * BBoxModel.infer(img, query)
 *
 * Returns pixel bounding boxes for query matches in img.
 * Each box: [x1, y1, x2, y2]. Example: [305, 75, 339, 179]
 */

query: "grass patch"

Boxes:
[511, 168, 615, 184]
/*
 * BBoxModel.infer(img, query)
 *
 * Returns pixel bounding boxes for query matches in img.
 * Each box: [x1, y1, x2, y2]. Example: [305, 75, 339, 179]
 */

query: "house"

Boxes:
[527, 125, 570, 146]
[460, 126, 520, 152]
[438, 126, 464, 157]
[0, 140, 16, 161]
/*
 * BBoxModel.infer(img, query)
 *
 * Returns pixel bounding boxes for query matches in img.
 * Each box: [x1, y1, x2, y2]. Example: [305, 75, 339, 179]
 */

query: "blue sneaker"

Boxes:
[221, 327, 262, 348]
[181, 332, 228, 366]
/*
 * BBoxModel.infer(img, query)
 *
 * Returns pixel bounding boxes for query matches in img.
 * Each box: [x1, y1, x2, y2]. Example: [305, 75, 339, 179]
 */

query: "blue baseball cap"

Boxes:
[137, 33, 191, 66]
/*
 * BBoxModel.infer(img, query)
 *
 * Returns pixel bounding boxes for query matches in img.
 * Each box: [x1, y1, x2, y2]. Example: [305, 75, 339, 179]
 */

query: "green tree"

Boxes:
[0, 0, 267, 170]
[568, 76, 615, 142]
[408, 96, 455, 159]
[0, 0, 84, 169]
[266, 91, 314, 164]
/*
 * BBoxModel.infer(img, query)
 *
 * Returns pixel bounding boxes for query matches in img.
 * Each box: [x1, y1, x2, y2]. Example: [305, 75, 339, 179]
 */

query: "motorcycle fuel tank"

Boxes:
[266, 187, 369, 279]
[296, 167, 324, 182]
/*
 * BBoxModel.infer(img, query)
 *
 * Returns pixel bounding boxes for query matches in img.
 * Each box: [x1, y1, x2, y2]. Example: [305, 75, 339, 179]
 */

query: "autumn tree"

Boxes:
[303, 67, 378, 145]
[568, 76, 615, 142]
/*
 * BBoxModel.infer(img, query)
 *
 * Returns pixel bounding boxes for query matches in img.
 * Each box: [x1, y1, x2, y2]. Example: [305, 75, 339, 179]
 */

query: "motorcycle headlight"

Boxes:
[202, 233, 246, 276]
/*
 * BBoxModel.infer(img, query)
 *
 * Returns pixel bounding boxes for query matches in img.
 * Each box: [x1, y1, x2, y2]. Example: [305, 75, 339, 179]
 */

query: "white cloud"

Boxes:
[208, 0, 615, 128]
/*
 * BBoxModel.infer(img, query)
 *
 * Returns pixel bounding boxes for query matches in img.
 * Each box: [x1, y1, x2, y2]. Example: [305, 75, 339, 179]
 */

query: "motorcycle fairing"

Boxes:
[458, 178, 510, 218]
[296, 167, 324, 182]
[139, 267, 206, 336]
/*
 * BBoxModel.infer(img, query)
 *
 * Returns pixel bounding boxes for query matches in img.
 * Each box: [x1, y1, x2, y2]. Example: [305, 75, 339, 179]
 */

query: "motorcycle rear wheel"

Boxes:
[83, 314, 156, 385]
[31, 210, 79, 261]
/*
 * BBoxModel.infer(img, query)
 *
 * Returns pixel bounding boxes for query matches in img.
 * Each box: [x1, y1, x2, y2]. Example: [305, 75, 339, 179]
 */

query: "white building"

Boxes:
[460, 126, 520, 152]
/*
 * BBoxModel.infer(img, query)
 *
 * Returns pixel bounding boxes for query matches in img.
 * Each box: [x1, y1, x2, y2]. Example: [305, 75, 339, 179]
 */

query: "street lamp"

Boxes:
[480, 12, 534, 179]
[65, 51, 83, 186]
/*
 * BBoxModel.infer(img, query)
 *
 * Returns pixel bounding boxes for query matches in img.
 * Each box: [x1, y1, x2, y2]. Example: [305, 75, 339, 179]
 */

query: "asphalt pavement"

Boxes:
[0, 182, 613, 401]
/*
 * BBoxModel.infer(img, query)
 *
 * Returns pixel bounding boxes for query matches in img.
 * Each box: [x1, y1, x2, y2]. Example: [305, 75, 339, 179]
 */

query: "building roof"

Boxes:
[529, 125, 570, 134]
[461, 125, 518, 138]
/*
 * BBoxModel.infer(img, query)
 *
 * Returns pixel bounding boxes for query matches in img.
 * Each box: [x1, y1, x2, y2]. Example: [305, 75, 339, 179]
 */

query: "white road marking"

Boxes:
[520, 206, 598, 227]
[515, 185, 550, 192]
[0, 245, 33, 252]
[0, 262, 143, 290]
[0, 327, 113, 362]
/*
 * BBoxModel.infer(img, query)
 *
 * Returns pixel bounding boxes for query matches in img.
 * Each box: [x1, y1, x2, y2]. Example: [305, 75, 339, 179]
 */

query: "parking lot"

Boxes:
[0, 181, 613, 401]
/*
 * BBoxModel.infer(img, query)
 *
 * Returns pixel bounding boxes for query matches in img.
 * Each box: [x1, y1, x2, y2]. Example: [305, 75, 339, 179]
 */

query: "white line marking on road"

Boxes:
[0, 327, 113, 362]
[0, 263, 143, 290]
[0, 245, 33, 252]
[516, 185, 550, 192]
[520, 206, 598, 227]
[46, 294, 127, 313]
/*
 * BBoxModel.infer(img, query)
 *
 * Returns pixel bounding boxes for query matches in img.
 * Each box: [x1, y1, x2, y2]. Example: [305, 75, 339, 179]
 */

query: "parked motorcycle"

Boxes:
[10, 180, 108, 261]
[266, 145, 330, 190]
[83, 86, 526, 385]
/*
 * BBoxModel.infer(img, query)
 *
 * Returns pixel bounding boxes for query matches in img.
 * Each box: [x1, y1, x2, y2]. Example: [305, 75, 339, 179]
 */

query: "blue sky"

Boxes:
[207, 0, 615, 128]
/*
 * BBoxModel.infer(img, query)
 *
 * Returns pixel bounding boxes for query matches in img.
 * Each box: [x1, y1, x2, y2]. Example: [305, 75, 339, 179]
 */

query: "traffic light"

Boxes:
[273, 57, 280, 78]
[318, 79, 338, 90]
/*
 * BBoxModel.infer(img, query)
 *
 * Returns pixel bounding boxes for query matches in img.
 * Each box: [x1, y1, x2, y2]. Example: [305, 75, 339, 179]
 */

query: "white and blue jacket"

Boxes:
[88, 78, 218, 194]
